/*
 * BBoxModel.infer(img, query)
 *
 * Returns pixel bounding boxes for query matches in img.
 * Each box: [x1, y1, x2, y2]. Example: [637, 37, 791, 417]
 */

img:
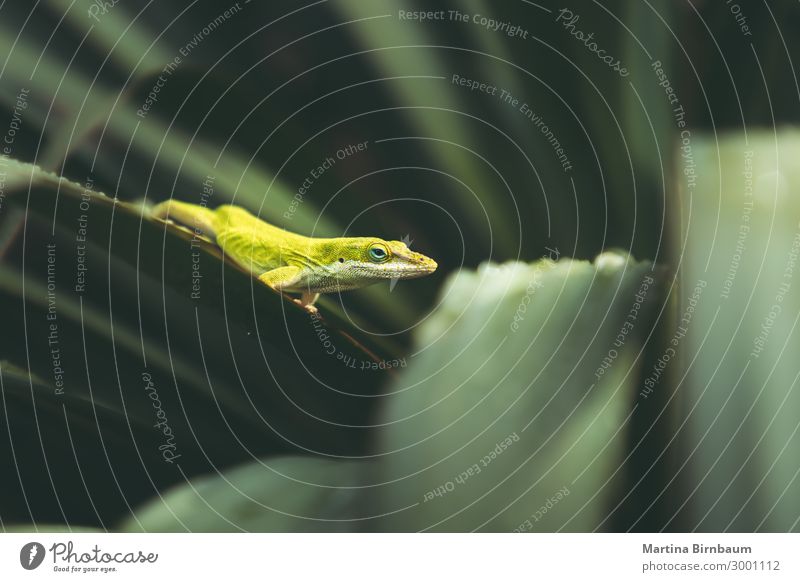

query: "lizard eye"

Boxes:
[368, 244, 389, 263]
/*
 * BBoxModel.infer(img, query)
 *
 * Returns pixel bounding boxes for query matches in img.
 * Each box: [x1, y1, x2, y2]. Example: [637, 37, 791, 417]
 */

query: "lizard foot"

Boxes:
[292, 298, 319, 315]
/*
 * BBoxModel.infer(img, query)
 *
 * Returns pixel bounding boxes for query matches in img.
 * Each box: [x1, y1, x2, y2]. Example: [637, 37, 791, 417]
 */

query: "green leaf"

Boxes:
[118, 253, 660, 533]
[366, 253, 660, 531]
[0, 359, 167, 527]
[2, 525, 104, 533]
[121, 456, 364, 532]
[675, 130, 800, 532]
[1, 158, 394, 367]
[0, 160, 396, 526]
[332, 0, 517, 256]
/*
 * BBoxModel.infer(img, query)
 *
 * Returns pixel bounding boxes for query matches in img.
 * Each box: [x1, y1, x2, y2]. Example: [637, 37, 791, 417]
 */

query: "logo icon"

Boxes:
[389, 234, 415, 292]
[19, 542, 46, 570]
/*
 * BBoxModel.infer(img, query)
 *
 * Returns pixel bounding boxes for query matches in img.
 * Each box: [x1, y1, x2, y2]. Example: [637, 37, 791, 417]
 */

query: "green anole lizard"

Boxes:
[151, 200, 437, 313]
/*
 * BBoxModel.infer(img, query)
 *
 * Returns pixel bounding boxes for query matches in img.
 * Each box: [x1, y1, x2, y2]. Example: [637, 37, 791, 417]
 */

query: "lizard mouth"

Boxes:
[392, 248, 438, 276]
[394, 259, 437, 278]
[355, 257, 437, 280]
[413, 258, 438, 275]
[396, 262, 437, 277]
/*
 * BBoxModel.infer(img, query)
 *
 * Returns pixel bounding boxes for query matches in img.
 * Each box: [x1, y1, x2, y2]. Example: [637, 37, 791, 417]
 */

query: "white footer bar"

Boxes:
[0, 533, 796, 581]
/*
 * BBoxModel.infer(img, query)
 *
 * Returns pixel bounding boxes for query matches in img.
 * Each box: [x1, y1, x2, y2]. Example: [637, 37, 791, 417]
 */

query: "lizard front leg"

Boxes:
[298, 291, 320, 312]
[257, 266, 319, 314]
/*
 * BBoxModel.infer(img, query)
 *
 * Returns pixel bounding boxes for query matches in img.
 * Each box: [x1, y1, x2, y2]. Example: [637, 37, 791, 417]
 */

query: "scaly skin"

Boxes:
[151, 200, 438, 312]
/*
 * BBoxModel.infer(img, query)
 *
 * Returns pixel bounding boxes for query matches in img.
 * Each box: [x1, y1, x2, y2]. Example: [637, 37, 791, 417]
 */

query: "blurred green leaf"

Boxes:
[0, 358, 166, 528]
[333, 0, 517, 255]
[1, 158, 393, 363]
[2, 525, 104, 533]
[117, 252, 661, 532]
[0, 160, 395, 526]
[48, 0, 172, 74]
[121, 456, 364, 532]
[0, 17, 422, 329]
[676, 130, 800, 532]
[367, 252, 660, 531]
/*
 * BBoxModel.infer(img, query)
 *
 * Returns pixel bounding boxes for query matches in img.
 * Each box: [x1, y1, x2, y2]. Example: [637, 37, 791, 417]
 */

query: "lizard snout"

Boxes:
[420, 256, 438, 273]
[388, 241, 438, 276]
[408, 252, 437, 273]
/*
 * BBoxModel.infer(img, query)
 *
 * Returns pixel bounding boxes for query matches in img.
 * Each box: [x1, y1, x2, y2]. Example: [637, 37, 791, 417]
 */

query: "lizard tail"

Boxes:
[151, 200, 218, 238]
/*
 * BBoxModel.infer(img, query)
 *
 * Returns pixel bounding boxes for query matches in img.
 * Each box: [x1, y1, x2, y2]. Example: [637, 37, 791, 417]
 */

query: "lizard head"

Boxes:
[329, 238, 437, 284]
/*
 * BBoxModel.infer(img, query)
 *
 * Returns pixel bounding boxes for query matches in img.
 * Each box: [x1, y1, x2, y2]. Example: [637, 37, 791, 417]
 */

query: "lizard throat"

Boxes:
[293, 260, 434, 293]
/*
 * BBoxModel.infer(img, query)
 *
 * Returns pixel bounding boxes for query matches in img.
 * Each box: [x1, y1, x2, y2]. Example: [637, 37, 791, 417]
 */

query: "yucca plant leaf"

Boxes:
[675, 131, 800, 532]
[366, 252, 661, 531]
[0, 159, 396, 526]
[121, 455, 365, 532]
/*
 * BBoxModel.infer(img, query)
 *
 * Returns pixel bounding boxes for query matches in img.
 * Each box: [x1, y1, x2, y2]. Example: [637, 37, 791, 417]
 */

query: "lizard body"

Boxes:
[151, 200, 437, 312]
